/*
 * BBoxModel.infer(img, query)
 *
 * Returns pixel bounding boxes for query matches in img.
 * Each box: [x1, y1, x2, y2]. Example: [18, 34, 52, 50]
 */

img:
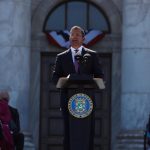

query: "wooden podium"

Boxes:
[56, 74, 105, 150]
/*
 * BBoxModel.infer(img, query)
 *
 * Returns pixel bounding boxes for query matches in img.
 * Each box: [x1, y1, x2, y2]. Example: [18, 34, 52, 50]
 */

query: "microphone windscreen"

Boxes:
[75, 54, 83, 61]
[83, 53, 91, 61]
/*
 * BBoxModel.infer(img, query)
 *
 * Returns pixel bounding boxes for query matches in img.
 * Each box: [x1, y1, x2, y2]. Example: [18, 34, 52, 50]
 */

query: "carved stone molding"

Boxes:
[117, 130, 144, 150]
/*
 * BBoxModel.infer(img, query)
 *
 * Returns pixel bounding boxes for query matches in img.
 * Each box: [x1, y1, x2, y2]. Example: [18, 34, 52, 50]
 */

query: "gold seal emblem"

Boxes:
[68, 93, 93, 118]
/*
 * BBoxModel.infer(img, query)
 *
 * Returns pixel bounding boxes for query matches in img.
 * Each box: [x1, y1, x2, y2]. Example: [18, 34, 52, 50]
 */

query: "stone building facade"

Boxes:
[0, 0, 150, 150]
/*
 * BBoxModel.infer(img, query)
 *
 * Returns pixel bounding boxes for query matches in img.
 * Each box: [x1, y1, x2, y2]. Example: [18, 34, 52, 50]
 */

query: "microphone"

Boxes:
[74, 53, 91, 74]
[74, 54, 83, 63]
[83, 53, 91, 63]
[74, 54, 83, 74]
[82, 53, 92, 74]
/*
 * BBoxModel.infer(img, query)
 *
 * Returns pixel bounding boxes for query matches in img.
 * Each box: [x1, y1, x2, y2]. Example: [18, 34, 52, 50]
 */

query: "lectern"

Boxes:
[56, 74, 105, 150]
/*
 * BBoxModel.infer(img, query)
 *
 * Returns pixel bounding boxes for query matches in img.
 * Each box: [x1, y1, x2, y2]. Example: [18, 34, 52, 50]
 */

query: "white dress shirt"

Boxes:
[70, 46, 83, 63]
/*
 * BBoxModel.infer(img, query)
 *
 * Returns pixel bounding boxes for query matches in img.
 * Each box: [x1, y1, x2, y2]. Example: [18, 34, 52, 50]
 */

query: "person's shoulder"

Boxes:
[57, 49, 70, 57]
[9, 105, 18, 113]
[84, 47, 97, 54]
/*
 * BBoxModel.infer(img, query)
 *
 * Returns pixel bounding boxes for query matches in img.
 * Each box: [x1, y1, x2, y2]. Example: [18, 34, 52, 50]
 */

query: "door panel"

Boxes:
[40, 52, 111, 150]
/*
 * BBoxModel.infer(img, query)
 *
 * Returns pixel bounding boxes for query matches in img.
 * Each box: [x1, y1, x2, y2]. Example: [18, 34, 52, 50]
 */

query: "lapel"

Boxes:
[81, 47, 87, 56]
[65, 49, 76, 72]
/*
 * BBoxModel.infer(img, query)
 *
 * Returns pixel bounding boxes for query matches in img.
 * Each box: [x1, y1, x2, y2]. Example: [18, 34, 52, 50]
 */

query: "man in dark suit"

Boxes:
[52, 26, 104, 150]
[52, 26, 103, 83]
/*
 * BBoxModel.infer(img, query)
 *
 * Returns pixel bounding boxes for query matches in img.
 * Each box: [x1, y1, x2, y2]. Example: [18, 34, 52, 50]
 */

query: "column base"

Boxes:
[24, 132, 35, 150]
[117, 130, 144, 150]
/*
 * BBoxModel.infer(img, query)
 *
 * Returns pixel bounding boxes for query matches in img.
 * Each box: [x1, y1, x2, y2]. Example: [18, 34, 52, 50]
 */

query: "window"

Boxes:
[43, 1, 110, 32]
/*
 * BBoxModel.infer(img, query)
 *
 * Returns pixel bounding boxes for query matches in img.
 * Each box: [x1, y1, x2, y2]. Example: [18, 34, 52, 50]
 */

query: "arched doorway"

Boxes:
[40, 52, 111, 150]
[31, 0, 121, 149]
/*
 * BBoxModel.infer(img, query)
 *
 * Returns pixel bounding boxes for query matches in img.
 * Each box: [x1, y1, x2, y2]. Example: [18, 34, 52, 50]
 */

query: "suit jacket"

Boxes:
[52, 47, 104, 111]
[52, 47, 104, 84]
[9, 106, 20, 133]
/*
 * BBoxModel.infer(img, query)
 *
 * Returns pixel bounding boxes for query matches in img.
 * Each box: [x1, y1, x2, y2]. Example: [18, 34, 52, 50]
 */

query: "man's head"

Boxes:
[69, 26, 85, 49]
[0, 90, 9, 101]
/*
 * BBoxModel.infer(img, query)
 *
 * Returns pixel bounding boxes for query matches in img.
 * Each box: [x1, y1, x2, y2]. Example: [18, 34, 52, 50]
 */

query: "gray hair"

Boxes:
[0, 91, 9, 101]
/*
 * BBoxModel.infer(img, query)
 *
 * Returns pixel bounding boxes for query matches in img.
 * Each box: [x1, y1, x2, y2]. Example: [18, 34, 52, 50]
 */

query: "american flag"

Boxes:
[45, 29, 105, 48]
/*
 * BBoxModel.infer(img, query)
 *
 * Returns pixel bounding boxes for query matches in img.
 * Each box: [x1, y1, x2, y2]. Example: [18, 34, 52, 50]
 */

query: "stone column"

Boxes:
[0, 0, 31, 133]
[118, 0, 150, 149]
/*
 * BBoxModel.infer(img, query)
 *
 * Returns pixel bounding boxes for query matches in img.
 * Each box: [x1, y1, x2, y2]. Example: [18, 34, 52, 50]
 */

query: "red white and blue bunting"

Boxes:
[45, 29, 105, 49]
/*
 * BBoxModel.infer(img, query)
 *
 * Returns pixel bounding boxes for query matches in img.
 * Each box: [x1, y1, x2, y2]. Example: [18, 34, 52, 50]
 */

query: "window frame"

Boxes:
[43, 0, 111, 33]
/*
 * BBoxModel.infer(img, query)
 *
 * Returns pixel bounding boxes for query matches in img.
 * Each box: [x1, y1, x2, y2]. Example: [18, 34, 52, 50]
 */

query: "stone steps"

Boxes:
[23, 132, 35, 150]
[117, 130, 145, 150]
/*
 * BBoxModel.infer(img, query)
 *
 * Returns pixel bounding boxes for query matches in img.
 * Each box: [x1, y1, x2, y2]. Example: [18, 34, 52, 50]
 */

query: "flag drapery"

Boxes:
[45, 29, 106, 49]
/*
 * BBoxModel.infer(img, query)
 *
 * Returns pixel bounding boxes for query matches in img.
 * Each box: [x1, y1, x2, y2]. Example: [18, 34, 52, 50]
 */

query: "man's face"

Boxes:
[69, 28, 85, 49]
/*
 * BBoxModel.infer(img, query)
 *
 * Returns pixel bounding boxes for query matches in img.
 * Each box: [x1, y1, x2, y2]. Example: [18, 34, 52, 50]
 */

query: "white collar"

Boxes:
[71, 46, 83, 55]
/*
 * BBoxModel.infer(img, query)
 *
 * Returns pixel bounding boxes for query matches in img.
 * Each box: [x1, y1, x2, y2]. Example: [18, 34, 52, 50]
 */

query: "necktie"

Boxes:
[74, 49, 79, 73]
[74, 49, 79, 53]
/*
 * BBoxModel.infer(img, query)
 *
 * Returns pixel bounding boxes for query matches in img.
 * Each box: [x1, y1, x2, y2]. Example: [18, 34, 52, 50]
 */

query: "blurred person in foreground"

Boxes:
[0, 91, 24, 150]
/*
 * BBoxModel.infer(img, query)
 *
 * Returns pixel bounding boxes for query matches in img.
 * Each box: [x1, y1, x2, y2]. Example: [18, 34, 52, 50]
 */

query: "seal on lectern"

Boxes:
[68, 93, 93, 118]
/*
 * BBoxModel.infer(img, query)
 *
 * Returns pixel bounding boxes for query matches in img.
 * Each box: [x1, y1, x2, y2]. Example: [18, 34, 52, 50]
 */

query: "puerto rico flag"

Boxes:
[45, 29, 105, 49]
